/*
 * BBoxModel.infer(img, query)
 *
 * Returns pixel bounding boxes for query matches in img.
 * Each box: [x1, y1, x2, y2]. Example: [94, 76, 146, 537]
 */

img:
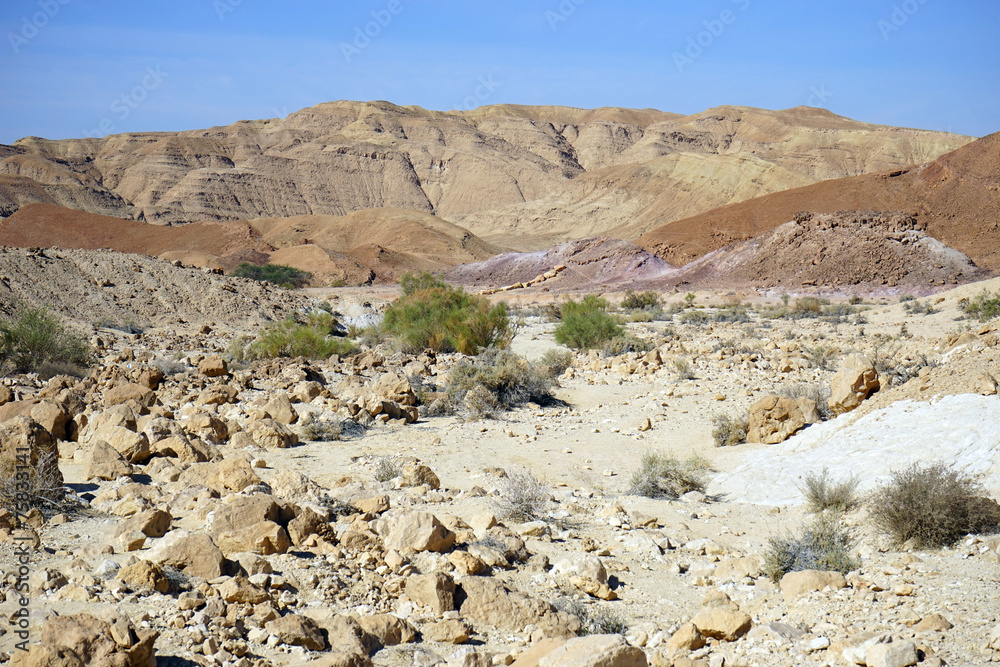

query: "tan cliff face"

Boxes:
[0, 101, 972, 250]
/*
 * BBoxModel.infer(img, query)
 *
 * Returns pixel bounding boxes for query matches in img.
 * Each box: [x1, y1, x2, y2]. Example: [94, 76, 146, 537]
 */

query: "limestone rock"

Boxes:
[374, 372, 417, 406]
[666, 623, 706, 652]
[352, 495, 390, 515]
[218, 576, 270, 604]
[198, 355, 229, 377]
[458, 576, 579, 637]
[401, 462, 441, 489]
[11, 612, 157, 667]
[690, 591, 752, 642]
[0, 417, 62, 487]
[356, 614, 418, 646]
[84, 440, 134, 481]
[117, 560, 170, 594]
[421, 619, 471, 644]
[246, 418, 299, 448]
[535, 634, 647, 666]
[264, 393, 298, 424]
[384, 512, 455, 553]
[746, 395, 805, 444]
[146, 530, 230, 580]
[104, 383, 156, 408]
[266, 614, 327, 650]
[29, 400, 71, 440]
[405, 572, 456, 614]
[864, 639, 918, 667]
[829, 353, 879, 415]
[779, 569, 848, 601]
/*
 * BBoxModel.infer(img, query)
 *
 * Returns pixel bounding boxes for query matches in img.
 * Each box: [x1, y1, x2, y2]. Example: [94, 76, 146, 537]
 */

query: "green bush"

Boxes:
[628, 451, 709, 499]
[867, 462, 1000, 548]
[230, 263, 312, 288]
[0, 306, 91, 376]
[383, 272, 513, 355]
[961, 290, 1000, 322]
[233, 312, 354, 361]
[621, 290, 661, 311]
[554, 295, 623, 349]
[800, 469, 860, 514]
[764, 514, 860, 582]
[447, 348, 554, 419]
[712, 412, 747, 447]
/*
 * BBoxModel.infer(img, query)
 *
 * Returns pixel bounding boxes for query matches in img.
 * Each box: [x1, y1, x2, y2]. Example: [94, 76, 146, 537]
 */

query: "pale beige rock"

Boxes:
[746, 395, 805, 444]
[666, 623, 706, 652]
[246, 418, 299, 448]
[829, 353, 880, 415]
[865, 640, 918, 667]
[117, 560, 170, 593]
[780, 569, 848, 601]
[384, 512, 456, 553]
[536, 634, 647, 667]
[10, 613, 157, 667]
[0, 417, 62, 487]
[405, 572, 455, 614]
[356, 614, 418, 645]
[264, 393, 298, 424]
[198, 355, 229, 377]
[449, 550, 488, 575]
[914, 614, 952, 633]
[104, 383, 156, 408]
[401, 462, 441, 489]
[146, 530, 229, 580]
[796, 397, 822, 424]
[29, 400, 71, 440]
[421, 619, 471, 644]
[90, 424, 150, 463]
[266, 614, 326, 650]
[690, 591, 752, 642]
[458, 576, 578, 637]
[374, 372, 418, 406]
[84, 440, 133, 481]
[352, 495, 390, 515]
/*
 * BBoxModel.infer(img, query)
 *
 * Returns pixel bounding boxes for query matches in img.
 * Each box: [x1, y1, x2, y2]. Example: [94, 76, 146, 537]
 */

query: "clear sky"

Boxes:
[1, 0, 997, 143]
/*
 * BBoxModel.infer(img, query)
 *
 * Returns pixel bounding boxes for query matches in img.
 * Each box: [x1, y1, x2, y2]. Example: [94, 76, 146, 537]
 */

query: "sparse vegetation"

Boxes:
[961, 290, 1000, 322]
[0, 450, 69, 519]
[554, 295, 623, 349]
[446, 348, 555, 419]
[298, 419, 345, 442]
[867, 462, 1000, 548]
[601, 333, 652, 357]
[0, 306, 91, 376]
[230, 262, 312, 289]
[230, 312, 354, 361]
[538, 348, 574, 378]
[620, 290, 661, 311]
[803, 344, 837, 371]
[779, 383, 833, 421]
[764, 514, 860, 582]
[382, 272, 513, 355]
[493, 468, 551, 521]
[628, 451, 709, 499]
[800, 469, 860, 514]
[555, 598, 626, 636]
[373, 456, 402, 483]
[869, 335, 937, 387]
[712, 412, 747, 447]
[672, 357, 695, 380]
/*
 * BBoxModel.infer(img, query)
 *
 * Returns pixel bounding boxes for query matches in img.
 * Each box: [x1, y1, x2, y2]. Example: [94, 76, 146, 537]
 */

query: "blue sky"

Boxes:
[1, 0, 997, 143]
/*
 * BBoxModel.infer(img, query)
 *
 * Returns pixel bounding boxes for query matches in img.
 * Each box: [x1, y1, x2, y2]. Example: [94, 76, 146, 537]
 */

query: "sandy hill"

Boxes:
[0, 102, 971, 252]
[637, 131, 1000, 271]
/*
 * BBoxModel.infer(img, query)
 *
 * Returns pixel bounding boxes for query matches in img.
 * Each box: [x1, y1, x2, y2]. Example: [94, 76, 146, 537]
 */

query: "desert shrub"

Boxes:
[822, 303, 859, 321]
[298, 419, 345, 442]
[678, 310, 709, 325]
[713, 307, 750, 323]
[447, 348, 554, 418]
[239, 314, 354, 360]
[621, 290, 661, 311]
[493, 468, 550, 521]
[555, 598, 626, 636]
[628, 451, 708, 499]
[800, 469, 860, 514]
[0, 450, 69, 519]
[0, 306, 91, 376]
[93, 317, 145, 335]
[792, 297, 822, 317]
[902, 300, 937, 315]
[373, 456, 402, 483]
[803, 344, 837, 371]
[538, 349, 573, 378]
[764, 514, 860, 582]
[383, 272, 513, 355]
[711, 412, 747, 447]
[672, 357, 694, 380]
[849, 295, 864, 305]
[554, 295, 623, 349]
[779, 383, 833, 421]
[602, 333, 652, 357]
[868, 335, 937, 387]
[961, 290, 1000, 322]
[230, 262, 312, 288]
[867, 462, 1000, 548]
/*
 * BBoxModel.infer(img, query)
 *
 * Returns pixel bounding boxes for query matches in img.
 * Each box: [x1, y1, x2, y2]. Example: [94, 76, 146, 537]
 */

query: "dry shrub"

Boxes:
[867, 462, 1000, 548]
[554, 598, 626, 636]
[373, 456, 402, 483]
[447, 348, 555, 420]
[628, 451, 708, 499]
[538, 349, 573, 378]
[493, 468, 550, 521]
[800, 468, 860, 514]
[0, 449, 68, 519]
[764, 513, 860, 582]
[711, 412, 747, 447]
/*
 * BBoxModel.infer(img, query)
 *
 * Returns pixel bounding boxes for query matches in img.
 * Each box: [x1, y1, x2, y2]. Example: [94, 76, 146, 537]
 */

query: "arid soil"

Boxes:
[1, 253, 999, 666]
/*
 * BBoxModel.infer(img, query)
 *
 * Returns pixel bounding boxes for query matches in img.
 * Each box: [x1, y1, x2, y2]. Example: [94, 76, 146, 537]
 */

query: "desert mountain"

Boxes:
[0, 203, 502, 285]
[637, 131, 1000, 271]
[0, 101, 971, 251]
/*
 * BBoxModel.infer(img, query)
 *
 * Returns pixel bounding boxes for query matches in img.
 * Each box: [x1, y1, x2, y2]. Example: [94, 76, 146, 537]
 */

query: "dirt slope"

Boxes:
[0, 102, 971, 251]
[637, 131, 1000, 271]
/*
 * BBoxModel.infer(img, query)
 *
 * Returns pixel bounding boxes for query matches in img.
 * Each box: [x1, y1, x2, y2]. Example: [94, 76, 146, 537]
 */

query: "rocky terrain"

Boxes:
[1, 251, 999, 666]
[0, 103, 970, 251]
[637, 132, 1000, 272]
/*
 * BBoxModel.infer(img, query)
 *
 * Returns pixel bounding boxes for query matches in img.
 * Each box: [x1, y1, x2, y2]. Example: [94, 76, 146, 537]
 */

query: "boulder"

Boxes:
[266, 614, 326, 650]
[29, 400, 71, 440]
[374, 372, 417, 406]
[89, 424, 150, 463]
[458, 576, 578, 637]
[146, 530, 229, 580]
[264, 393, 298, 424]
[217, 576, 270, 604]
[198, 355, 229, 377]
[746, 396, 805, 444]
[401, 462, 441, 489]
[421, 619, 471, 644]
[0, 416, 62, 488]
[118, 509, 172, 538]
[405, 572, 456, 614]
[117, 560, 171, 594]
[246, 418, 298, 449]
[666, 622, 706, 652]
[11, 612, 157, 667]
[780, 569, 848, 601]
[534, 634, 647, 666]
[356, 614, 418, 646]
[690, 591, 752, 642]
[83, 440, 134, 481]
[384, 512, 455, 553]
[104, 383, 156, 408]
[829, 353, 880, 415]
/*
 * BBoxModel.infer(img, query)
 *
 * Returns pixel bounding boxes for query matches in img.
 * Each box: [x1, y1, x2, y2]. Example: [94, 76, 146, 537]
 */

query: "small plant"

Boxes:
[711, 413, 747, 447]
[447, 348, 555, 419]
[803, 344, 837, 371]
[800, 469, 860, 514]
[763, 514, 860, 582]
[373, 456, 402, 483]
[601, 334, 652, 357]
[672, 357, 694, 380]
[538, 349, 573, 378]
[231, 262, 312, 288]
[554, 295, 623, 349]
[493, 468, 551, 521]
[383, 272, 513, 355]
[237, 314, 354, 360]
[867, 462, 1000, 548]
[0, 450, 68, 519]
[555, 598, 626, 636]
[627, 451, 708, 499]
[621, 290, 661, 311]
[0, 306, 91, 377]
[961, 290, 1000, 322]
[298, 419, 344, 442]
[793, 296, 822, 317]
[684, 293, 696, 308]
[678, 310, 709, 325]
[778, 383, 833, 421]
